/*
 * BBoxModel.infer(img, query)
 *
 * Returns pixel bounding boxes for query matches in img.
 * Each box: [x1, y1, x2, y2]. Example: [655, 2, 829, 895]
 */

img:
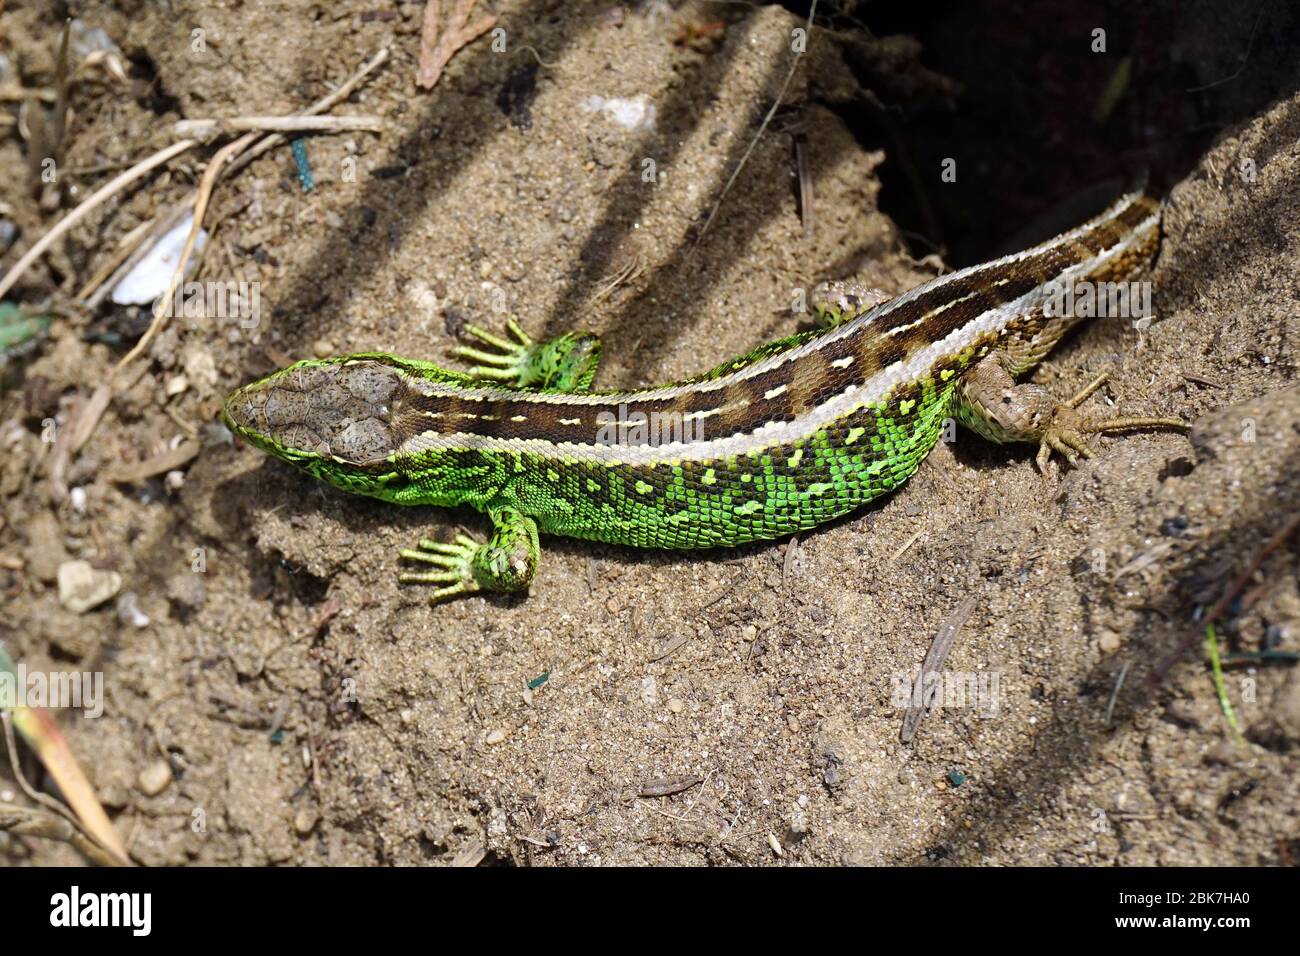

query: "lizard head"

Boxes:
[223, 358, 404, 467]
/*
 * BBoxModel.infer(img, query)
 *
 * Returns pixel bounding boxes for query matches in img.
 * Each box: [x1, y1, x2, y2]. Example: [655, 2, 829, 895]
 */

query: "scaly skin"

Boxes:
[224, 189, 1185, 603]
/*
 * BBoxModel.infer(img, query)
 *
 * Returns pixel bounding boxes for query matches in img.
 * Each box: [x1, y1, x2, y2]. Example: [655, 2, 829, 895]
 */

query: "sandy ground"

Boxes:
[0, 1, 1297, 866]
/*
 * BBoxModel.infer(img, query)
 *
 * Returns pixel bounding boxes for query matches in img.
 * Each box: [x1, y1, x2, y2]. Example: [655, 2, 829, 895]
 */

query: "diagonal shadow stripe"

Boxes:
[914, 442, 1300, 864]
[536, 14, 858, 386]
[253, 0, 610, 365]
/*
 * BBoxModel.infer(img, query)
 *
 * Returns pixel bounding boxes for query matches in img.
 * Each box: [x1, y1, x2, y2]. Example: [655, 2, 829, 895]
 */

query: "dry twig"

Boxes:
[0, 802, 122, 867]
[173, 114, 384, 141]
[0, 139, 199, 301]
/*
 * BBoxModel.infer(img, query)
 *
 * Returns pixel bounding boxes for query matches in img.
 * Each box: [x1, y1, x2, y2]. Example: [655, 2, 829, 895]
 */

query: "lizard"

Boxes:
[223, 186, 1185, 604]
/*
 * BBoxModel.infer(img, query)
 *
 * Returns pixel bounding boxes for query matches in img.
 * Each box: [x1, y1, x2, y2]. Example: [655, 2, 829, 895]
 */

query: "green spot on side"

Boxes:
[735, 500, 763, 516]
[635, 479, 654, 495]
[807, 482, 832, 496]
[702, 468, 716, 485]
[845, 426, 866, 445]
[898, 398, 916, 415]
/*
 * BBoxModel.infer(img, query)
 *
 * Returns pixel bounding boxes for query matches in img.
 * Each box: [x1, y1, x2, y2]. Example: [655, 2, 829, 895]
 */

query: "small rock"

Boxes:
[294, 807, 319, 836]
[790, 806, 810, 836]
[312, 339, 335, 358]
[767, 833, 783, 857]
[1098, 630, 1122, 654]
[485, 729, 507, 745]
[165, 374, 189, 397]
[137, 759, 173, 796]
[24, 510, 68, 584]
[639, 675, 658, 706]
[57, 560, 122, 613]
[181, 346, 220, 396]
[667, 697, 685, 714]
[115, 592, 151, 629]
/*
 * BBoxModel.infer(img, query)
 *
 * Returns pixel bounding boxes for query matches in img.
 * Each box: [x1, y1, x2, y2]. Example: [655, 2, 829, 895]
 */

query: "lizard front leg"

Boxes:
[454, 317, 603, 393]
[398, 508, 540, 604]
[954, 355, 1187, 472]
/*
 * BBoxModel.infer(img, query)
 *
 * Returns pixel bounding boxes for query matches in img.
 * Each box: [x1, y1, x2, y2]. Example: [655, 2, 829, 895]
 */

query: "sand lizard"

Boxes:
[223, 187, 1184, 603]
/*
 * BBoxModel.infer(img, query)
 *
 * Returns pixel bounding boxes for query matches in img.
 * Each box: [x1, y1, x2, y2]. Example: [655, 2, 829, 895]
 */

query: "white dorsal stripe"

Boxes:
[394, 204, 1158, 465]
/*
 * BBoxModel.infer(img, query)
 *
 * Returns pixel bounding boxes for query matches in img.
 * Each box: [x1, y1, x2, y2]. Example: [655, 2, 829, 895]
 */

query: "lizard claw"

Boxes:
[1035, 406, 1097, 473]
[452, 318, 535, 384]
[398, 533, 484, 604]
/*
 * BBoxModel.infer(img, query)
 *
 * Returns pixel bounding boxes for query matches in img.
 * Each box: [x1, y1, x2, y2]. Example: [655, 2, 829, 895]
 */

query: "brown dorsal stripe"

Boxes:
[392, 192, 1157, 451]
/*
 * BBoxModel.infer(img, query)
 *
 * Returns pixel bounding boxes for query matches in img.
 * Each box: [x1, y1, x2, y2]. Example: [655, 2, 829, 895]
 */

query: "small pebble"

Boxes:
[137, 759, 173, 796]
[790, 807, 810, 835]
[667, 697, 685, 714]
[1098, 631, 1122, 654]
[57, 560, 122, 614]
[115, 592, 151, 629]
[767, 833, 783, 857]
[485, 729, 507, 745]
[313, 340, 335, 358]
[639, 676, 658, 706]
[294, 807, 319, 836]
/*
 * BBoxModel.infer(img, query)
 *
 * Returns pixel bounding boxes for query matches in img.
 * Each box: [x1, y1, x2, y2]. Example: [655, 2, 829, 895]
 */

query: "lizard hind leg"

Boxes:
[954, 359, 1187, 473]
[398, 509, 540, 604]
[454, 317, 602, 392]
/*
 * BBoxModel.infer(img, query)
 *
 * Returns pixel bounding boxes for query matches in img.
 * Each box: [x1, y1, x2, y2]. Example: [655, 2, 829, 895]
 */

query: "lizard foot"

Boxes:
[810, 281, 892, 329]
[1034, 373, 1188, 473]
[398, 534, 483, 604]
[398, 510, 540, 604]
[453, 318, 535, 383]
[454, 319, 602, 392]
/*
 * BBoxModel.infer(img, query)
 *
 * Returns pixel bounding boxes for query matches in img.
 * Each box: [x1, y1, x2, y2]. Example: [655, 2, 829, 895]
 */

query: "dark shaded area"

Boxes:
[818, 0, 1300, 264]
